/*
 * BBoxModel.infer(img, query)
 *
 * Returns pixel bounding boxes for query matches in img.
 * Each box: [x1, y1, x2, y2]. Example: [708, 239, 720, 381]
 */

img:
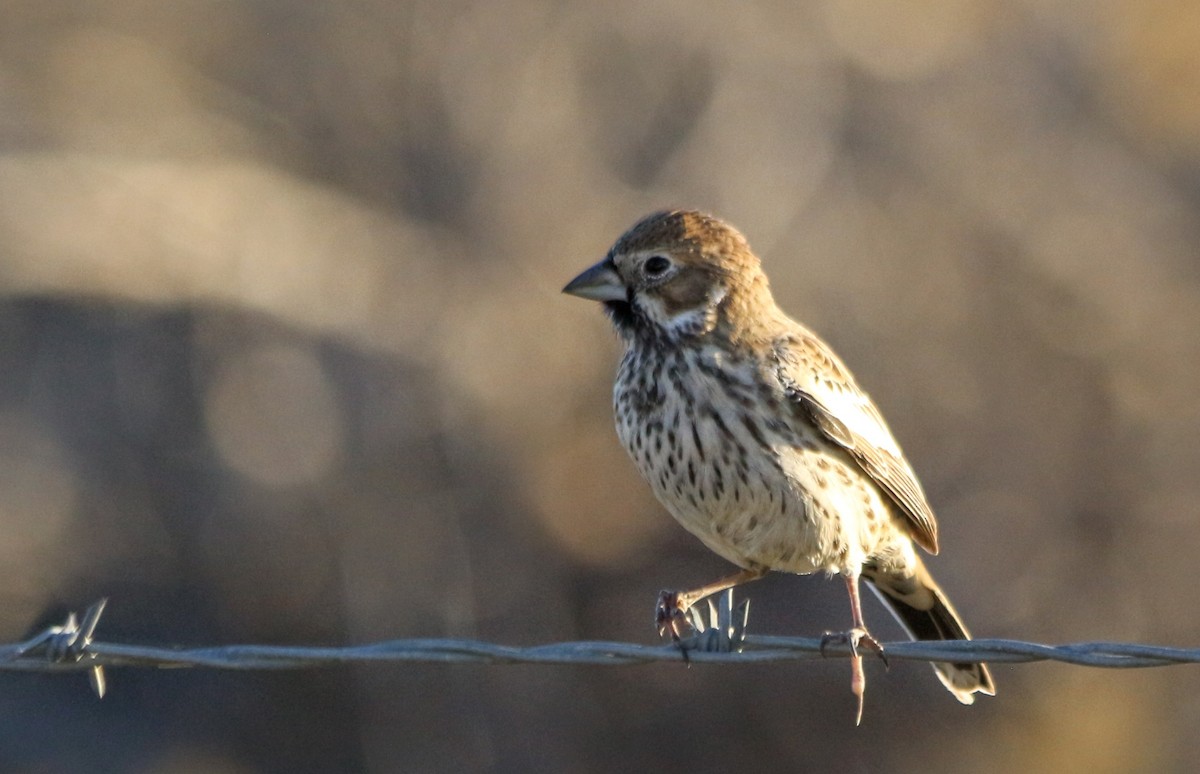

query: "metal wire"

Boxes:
[4, 598, 1197, 698]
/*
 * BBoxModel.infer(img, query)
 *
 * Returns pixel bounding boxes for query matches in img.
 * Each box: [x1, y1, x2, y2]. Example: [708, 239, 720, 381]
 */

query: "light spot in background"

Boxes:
[981, 671, 1169, 774]
[658, 64, 842, 246]
[1096, 0, 1200, 161]
[528, 420, 666, 566]
[205, 344, 344, 488]
[438, 273, 617, 444]
[0, 147, 449, 360]
[43, 28, 254, 156]
[0, 412, 79, 587]
[819, 0, 987, 80]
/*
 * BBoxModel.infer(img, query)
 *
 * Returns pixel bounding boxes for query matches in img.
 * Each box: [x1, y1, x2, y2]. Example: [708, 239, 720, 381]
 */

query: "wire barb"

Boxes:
[7, 599, 108, 697]
[682, 589, 751, 653]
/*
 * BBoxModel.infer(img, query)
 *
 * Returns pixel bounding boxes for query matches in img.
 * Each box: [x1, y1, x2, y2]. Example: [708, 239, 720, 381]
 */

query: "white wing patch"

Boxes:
[771, 327, 940, 554]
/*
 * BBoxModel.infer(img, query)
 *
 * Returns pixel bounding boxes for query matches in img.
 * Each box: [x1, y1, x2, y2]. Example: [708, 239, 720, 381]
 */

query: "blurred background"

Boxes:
[1, 1, 1198, 771]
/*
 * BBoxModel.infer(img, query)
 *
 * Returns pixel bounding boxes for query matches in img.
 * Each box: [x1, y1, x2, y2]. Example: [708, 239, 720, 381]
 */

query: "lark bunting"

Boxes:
[563, 210, 994, 722]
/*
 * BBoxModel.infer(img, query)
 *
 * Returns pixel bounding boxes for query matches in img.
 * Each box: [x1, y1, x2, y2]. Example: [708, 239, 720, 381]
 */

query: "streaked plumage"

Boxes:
[564, 210, 994, 720]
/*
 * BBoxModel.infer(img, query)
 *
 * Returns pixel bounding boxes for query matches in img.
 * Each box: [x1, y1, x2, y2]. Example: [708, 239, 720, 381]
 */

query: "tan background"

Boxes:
[1, 1, 1198, 771]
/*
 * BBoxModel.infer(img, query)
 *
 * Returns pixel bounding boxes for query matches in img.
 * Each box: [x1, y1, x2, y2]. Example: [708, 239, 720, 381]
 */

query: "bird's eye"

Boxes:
[644, 255, 671, 278]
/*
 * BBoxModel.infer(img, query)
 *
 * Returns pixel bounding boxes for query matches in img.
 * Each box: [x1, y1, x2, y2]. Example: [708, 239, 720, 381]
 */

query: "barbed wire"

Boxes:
[4, 598, 1198, 698]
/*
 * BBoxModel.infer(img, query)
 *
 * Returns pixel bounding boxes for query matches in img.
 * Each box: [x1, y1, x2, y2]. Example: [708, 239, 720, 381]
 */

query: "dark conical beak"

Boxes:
[562, 258, 626, 302]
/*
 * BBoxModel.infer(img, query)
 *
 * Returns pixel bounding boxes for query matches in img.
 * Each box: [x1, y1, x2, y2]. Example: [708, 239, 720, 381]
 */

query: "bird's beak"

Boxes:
[562, 258, 627, 302]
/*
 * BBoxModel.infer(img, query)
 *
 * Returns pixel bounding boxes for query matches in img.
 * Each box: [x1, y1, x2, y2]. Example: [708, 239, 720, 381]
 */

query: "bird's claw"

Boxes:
[655, 590, 692, 642]
[819, 626, 888, 668]
[657, 589, 752, 664]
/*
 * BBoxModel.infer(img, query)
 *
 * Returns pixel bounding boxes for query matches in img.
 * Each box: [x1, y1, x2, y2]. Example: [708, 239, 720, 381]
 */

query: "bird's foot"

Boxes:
[655, 590, 693, 642]
[819, 627, 887, 726]
[818, 626, 888, 668]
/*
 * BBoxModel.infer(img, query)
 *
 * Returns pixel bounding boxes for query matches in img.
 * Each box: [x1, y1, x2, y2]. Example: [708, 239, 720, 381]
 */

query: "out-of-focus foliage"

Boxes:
[0, 1, 1198, 771]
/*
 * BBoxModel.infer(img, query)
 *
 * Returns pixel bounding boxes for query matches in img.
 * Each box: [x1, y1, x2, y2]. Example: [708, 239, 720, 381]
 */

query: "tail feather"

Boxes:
[863, 557, 995, 704]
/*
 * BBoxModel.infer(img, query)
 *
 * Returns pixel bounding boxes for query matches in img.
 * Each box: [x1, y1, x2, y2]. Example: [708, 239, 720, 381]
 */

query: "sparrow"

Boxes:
[563, 210, 994, 722]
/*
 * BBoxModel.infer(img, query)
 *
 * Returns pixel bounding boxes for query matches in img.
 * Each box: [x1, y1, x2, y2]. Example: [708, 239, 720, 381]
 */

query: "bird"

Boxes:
[562, 209, 994, 723]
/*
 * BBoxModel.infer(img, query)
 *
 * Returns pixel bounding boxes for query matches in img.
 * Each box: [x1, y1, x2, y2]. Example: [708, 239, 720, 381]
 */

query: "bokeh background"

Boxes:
[1, 1, 1199, 771]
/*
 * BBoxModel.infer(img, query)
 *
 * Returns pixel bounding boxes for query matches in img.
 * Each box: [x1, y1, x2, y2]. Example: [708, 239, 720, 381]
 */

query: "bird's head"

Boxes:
[563, 210, 774, 343]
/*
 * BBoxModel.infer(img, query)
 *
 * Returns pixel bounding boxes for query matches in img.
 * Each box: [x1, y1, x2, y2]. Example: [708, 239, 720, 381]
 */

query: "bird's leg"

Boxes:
[819, 570, 886, 725]
[844, 571, 874, 725]
[656, 566, 766, 641]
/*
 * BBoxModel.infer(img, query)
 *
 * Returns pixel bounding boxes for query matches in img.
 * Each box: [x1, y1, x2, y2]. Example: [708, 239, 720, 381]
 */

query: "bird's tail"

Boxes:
[863, 556, 995, 704]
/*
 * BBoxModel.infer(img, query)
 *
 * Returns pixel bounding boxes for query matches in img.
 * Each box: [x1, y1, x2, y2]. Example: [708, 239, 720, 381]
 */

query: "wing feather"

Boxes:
[772, 330, 940, 554]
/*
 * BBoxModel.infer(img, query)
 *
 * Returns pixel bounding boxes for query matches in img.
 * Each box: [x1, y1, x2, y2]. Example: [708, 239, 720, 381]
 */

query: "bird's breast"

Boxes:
[613, 343, 884, 573]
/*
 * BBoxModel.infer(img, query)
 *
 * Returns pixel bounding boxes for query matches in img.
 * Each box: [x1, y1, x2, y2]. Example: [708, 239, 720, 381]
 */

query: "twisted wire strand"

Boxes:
[2, 599, 1195, 695]
[3, 637, 1197, 671]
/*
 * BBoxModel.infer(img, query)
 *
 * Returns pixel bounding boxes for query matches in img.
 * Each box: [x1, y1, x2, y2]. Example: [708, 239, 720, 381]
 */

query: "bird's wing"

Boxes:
[771, 328, 940, 554]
